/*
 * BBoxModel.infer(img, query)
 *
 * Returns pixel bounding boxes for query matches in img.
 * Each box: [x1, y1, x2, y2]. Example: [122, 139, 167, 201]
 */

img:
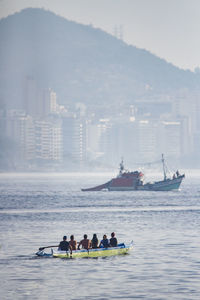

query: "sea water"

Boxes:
[0, 172, 200, 300]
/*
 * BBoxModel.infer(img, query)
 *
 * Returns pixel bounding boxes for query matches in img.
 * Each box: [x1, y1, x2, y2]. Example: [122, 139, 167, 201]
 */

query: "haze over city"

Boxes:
[0, 0, 200, 172]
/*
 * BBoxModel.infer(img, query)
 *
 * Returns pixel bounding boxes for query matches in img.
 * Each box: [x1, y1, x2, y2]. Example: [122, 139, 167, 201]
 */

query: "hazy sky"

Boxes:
[1, 0, 200, 71]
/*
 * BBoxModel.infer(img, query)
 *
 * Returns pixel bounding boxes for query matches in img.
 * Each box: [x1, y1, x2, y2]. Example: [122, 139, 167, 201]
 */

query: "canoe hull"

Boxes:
[53, 243, 133, 258]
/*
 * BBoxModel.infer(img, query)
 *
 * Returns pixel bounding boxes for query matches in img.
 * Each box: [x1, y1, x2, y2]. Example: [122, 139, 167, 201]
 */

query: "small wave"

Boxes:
[0, 206, 200, 214]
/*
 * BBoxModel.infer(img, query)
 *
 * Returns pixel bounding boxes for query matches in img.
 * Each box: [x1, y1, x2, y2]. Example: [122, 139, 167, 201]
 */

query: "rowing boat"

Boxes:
[36, 242, 133, 258]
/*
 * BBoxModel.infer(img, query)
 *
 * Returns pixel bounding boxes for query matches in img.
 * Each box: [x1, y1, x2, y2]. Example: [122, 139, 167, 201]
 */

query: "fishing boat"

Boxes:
[36, 242, 133, 258]
[82, 154, 185, 192]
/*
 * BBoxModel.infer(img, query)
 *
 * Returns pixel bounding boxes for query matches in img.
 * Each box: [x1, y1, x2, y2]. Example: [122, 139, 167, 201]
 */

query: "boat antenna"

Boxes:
[162, 154, 167, 181]
[119, 157, 124, 175]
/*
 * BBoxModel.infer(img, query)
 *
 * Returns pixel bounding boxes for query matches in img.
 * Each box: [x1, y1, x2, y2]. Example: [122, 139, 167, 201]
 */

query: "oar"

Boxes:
[39, 245, 58, 251]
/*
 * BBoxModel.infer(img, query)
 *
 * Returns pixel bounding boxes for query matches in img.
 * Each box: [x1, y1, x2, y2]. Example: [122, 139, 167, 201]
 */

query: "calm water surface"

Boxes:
[0, 172, 200, 300]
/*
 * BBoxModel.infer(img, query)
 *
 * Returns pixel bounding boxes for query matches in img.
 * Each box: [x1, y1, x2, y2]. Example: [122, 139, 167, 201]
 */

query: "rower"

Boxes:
[69, 235, 77, 250]
[109, 232, 118, 247]
[78, 234, 91, 250]
[99, 234, 109, 248]
[58, 236, 72, 252]
[91, 233, 99, 249]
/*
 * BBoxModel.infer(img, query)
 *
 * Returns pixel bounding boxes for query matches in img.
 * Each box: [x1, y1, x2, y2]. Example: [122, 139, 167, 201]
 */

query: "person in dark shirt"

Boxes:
[58, 236, 72, 253]
[99, 234, 109, 248]
[109, 232, 118, 247]
[91, 234, 99, 248]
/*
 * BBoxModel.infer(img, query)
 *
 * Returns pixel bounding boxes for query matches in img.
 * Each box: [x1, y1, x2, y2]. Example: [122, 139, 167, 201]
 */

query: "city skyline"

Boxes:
[0, 79, 198, 171]
[0, 5, 200, 171]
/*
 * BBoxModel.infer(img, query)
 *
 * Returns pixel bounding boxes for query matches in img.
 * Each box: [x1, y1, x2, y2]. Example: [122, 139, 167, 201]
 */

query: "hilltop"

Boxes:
[0, 8, 199, 110]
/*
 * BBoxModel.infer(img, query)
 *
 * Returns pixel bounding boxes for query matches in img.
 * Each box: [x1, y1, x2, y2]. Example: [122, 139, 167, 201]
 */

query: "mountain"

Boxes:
[0, 8, 199, 110]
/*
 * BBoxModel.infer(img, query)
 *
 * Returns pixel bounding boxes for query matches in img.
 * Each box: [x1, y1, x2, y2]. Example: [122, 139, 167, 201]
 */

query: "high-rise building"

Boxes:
[97, 119, 112, 157]
[159, 121, 181, 159]
[23, 77, 56, 119]
[50, 90, 57, 113]
[35, 118, 63, 162]
[20, 115, 36, 161]
[40, 88, 51, 117]
[62, 114, 86, 168]
[110, 119, 138, 166]
[137, 119, 158, 162]
[23, 76, 39, 118]
[87, 118, 114, 165]
[0, 110, 35, 165]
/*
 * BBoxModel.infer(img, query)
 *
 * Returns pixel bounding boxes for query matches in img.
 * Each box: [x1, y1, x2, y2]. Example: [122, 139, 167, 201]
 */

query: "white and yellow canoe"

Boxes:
[36, 242, 133, 259]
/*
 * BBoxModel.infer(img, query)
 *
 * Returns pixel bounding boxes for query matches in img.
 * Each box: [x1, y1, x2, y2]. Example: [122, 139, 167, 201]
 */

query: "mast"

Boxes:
[161, 154, 167, 181]
[119, 158, 124, 175]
